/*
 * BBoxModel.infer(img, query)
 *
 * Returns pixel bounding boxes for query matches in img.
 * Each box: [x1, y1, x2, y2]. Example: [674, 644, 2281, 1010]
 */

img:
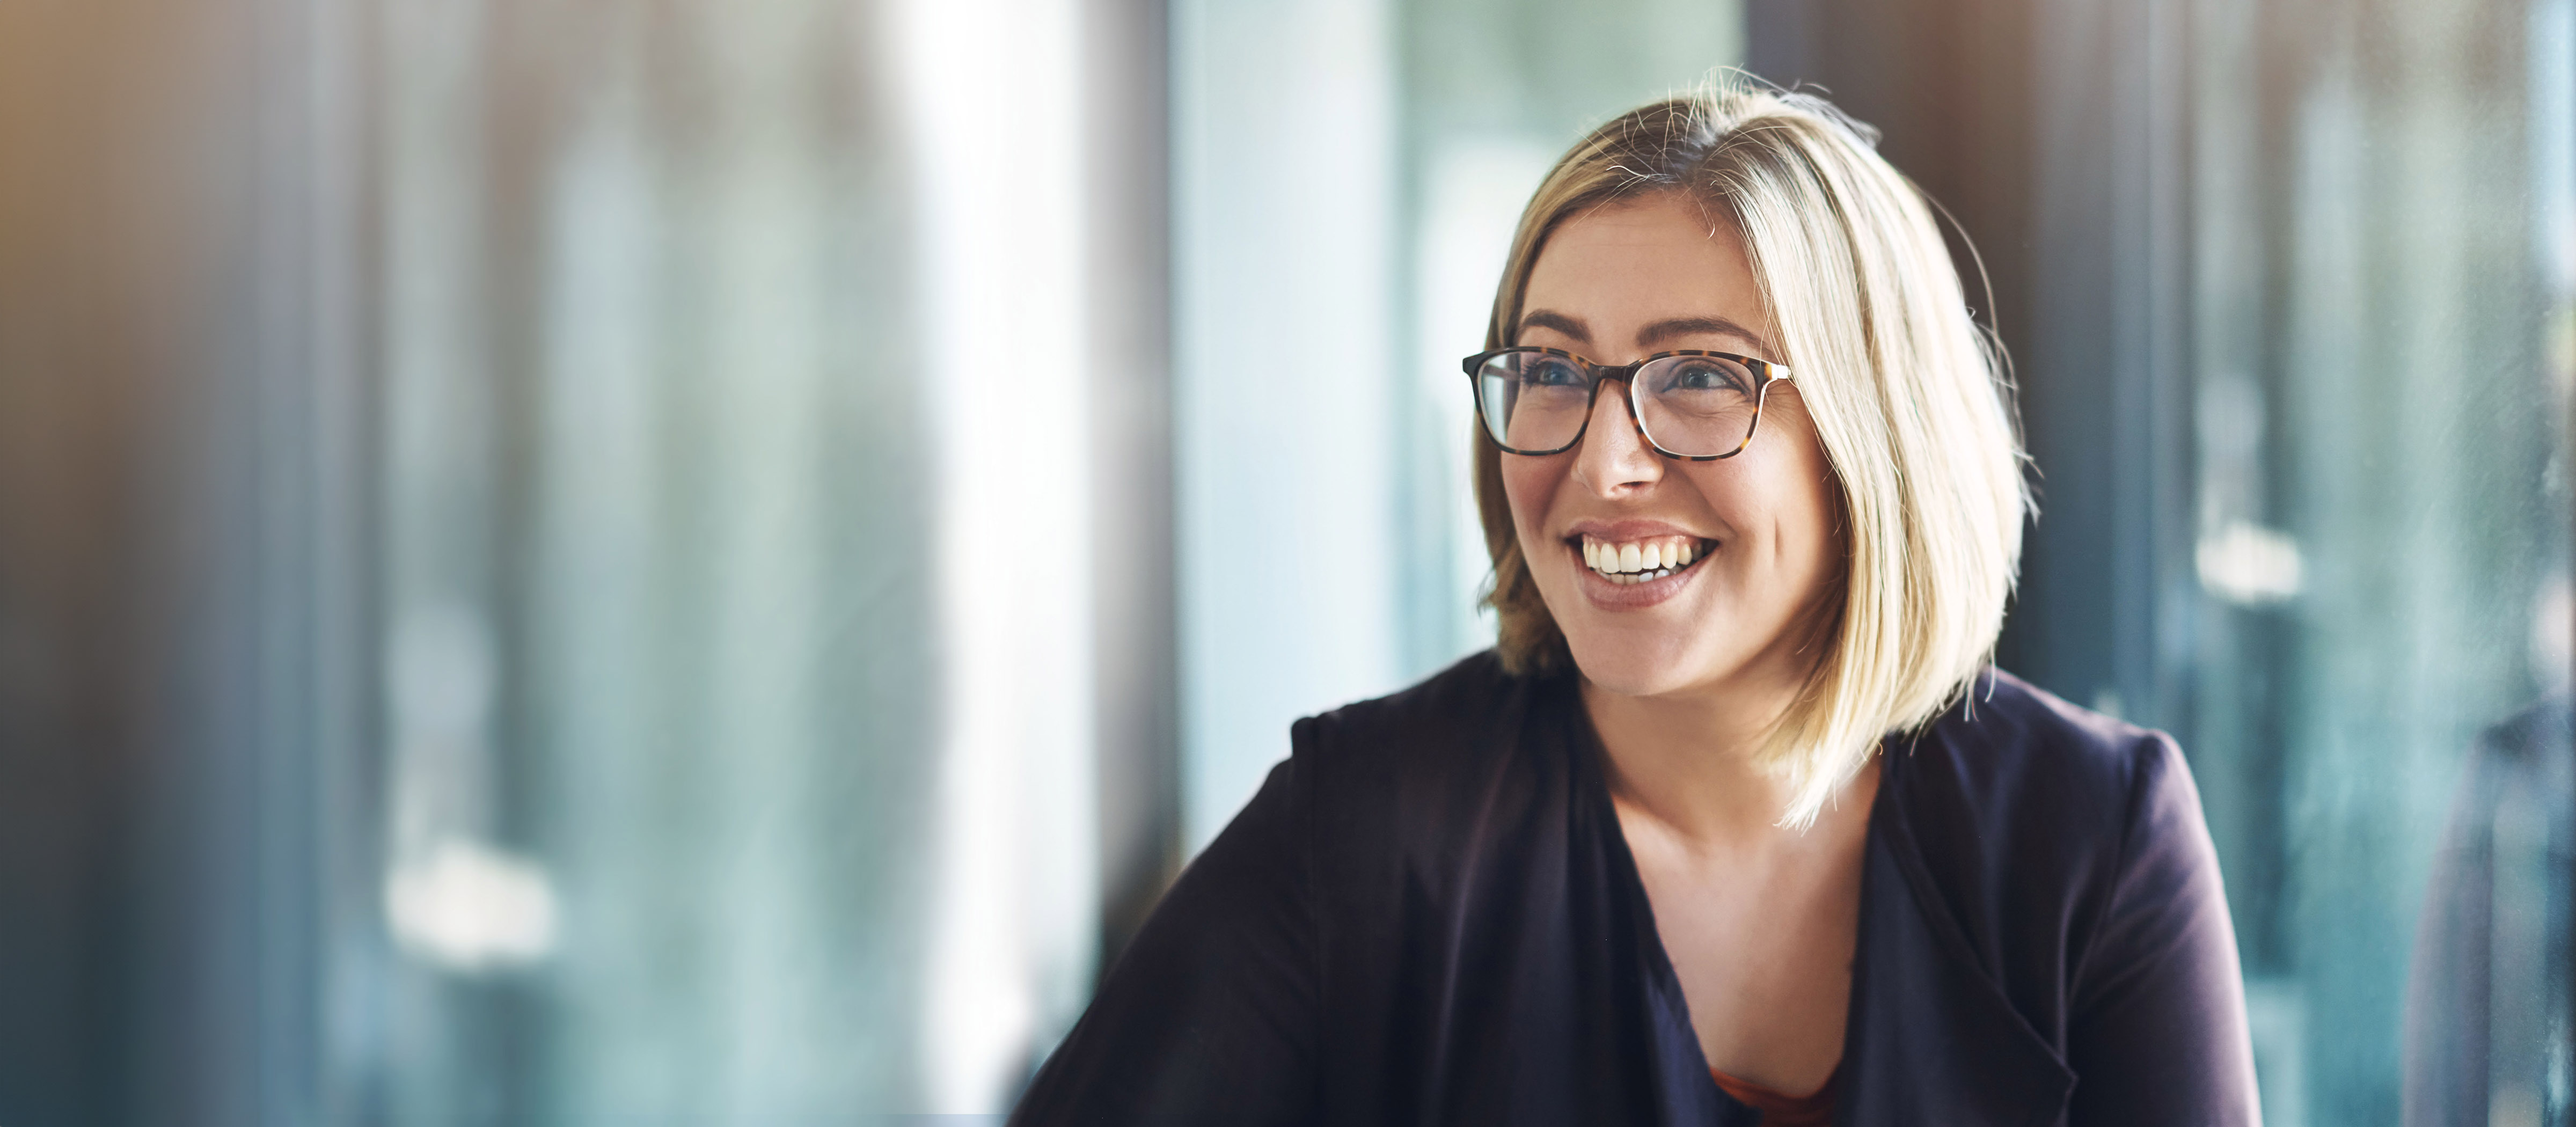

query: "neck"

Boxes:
[1582, 592, 1858, 847]
[1583, 671, 1807, 846]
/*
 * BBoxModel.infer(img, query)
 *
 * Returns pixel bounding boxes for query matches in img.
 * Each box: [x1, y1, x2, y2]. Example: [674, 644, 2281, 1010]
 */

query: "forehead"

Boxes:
[1519, 194, 1773, 354]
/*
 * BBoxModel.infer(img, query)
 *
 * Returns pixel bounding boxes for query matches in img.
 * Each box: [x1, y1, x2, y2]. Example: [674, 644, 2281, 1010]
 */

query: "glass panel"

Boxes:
[2180, 0, 2576, 1123]
[1172, 0, 1407, 850]
[364, 0, 1106, 1117]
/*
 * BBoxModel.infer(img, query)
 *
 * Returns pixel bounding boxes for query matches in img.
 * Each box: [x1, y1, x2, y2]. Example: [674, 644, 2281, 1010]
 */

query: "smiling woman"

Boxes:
[1012, 77, 2260, 1126]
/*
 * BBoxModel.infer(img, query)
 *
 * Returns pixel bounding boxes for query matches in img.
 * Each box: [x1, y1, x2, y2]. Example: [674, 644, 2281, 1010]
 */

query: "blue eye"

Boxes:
[1664, 361, 1748, 393]
[1524, 357, 1586, 387]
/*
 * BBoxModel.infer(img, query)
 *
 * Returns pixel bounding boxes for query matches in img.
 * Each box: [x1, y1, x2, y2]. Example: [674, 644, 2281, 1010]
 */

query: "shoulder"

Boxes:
[1887, 670, 2208, 947]
[1288, 649, 1580, 874]
[1297, 649, 1529, 735]
[1894, 668, 2189, 843]
[1291, 648, 1557, 782]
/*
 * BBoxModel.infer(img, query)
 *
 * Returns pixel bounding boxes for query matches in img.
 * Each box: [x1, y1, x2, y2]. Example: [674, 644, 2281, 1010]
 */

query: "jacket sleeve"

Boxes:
[1009, 751, 1319, 1127]
[2064, 735, 2264, 1127]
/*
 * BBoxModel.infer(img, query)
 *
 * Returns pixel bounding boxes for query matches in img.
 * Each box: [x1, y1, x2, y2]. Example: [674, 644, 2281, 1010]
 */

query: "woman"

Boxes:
[1013, 80, 2259, 1126]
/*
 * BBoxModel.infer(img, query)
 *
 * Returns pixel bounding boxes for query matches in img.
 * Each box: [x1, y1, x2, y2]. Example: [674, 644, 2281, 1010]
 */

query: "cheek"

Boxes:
[1768, 457, 1835, 537]
[1772, 447, 1845, 589]
[1498, 456, 1563, 551]
[1692, 442, 1838, 570]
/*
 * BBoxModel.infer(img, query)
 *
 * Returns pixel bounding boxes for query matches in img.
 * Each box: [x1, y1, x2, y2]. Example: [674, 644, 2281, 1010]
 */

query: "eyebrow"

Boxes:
[1516, 309, 1591, 342]
[1516, 309, 1777, 358]
[1637, 316, 1775, 355]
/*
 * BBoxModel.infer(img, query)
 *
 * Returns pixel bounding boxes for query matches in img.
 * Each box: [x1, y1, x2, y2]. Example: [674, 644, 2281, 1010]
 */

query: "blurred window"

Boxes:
[364, 0, 1105, 1116]
[2177, 2, 2576, 1123]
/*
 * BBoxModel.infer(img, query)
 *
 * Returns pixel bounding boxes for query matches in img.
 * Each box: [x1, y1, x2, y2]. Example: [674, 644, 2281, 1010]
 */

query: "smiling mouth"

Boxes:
[1571, 534, 1717, 586]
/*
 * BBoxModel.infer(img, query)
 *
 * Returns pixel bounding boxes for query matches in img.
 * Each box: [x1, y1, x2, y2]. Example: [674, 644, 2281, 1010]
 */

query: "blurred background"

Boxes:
[0, 0, 2567, 1122]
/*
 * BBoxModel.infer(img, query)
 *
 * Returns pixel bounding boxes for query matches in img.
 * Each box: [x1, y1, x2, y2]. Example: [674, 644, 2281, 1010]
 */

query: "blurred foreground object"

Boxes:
[0, 0, 1167, 1119]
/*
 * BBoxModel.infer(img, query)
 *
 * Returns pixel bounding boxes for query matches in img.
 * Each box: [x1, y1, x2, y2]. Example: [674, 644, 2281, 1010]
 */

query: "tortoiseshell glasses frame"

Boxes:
[1461, 346, 1795, 461]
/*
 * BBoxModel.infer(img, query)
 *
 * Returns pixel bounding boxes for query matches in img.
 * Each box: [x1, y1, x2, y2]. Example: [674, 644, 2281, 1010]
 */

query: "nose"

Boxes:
[1569, 378, 1663, 497]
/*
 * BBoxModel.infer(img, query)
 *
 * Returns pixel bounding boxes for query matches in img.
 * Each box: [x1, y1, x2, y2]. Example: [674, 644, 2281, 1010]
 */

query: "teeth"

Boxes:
[1580, 535, 1707, 579]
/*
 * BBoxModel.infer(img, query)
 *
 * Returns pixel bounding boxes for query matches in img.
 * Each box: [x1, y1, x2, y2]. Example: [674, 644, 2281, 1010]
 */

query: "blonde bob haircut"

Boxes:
[1477, 77, 2030, 826]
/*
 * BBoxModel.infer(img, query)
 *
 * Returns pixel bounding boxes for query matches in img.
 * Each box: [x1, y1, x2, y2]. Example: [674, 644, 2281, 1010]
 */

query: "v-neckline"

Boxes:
[1565, 684, 1891, 1121]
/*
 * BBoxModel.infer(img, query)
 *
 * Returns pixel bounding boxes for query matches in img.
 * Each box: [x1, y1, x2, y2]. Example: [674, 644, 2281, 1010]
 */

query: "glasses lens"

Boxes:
[1635, 355, 1762, 457]
[1476, 352, 1592, 451]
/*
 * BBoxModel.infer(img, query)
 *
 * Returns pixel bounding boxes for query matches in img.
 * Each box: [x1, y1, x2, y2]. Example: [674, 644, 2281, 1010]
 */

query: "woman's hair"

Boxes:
[1477, 75, 2030, 826]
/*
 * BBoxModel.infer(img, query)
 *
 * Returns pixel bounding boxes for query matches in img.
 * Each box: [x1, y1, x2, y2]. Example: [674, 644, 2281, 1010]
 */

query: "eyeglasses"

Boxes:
[1461, 346, 1794, 460]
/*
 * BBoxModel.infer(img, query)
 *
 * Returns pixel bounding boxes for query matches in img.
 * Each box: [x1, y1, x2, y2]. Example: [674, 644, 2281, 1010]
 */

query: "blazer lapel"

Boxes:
[1838, 760, 2076, 1127]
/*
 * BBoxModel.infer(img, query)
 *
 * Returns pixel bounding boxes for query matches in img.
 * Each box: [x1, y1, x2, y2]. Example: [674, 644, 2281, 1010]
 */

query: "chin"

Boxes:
[1560, 625, 1717, 699]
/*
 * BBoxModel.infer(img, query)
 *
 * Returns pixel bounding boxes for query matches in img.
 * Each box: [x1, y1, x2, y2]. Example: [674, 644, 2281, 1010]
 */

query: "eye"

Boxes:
[1523, 356, 1587, 387]
[1662, 359, 1750, 393]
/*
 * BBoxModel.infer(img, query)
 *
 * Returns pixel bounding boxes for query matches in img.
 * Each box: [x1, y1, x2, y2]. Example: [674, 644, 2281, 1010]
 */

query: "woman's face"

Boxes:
[1503, 193, 1844, 701]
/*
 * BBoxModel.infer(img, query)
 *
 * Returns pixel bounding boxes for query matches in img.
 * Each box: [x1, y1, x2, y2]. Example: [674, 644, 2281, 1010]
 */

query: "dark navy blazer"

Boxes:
[1013, 653, 2260, 1125]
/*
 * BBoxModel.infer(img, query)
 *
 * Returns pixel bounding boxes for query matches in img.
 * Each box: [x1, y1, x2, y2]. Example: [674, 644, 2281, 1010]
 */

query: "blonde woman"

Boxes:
[1014, 80, 2258, 1126]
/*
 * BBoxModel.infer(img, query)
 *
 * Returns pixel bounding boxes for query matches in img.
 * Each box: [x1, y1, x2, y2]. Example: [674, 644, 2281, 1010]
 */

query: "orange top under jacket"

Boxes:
[1708, 1062, 1837, 1127]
